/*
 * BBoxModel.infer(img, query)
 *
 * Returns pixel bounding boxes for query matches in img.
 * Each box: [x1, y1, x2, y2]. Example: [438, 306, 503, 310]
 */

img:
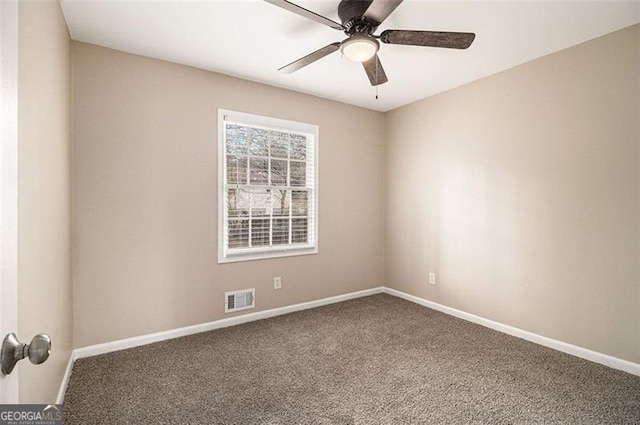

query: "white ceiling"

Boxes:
[61, 1, 639, 112]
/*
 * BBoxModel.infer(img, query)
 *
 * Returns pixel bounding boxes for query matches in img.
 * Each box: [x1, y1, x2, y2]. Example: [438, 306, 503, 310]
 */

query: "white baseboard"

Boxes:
[74, 286, 384, 360]
[383, 287, 640, 377]
[56, 350, 76, 404]
[59, 284, 638, 399]
[59, 287, 383, 399]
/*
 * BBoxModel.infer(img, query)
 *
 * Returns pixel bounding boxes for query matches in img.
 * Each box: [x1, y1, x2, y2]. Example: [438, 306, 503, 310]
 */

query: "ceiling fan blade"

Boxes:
[380, 30, 476, 49]
[264, 0, 343, 30]
[363, 0, 404, 26]
[362, 54, 388, 86]
[278, 42, 341, 74]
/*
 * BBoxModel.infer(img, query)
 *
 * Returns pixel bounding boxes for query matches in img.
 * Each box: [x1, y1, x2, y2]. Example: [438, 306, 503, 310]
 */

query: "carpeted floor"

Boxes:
[63, 294, 640, 424]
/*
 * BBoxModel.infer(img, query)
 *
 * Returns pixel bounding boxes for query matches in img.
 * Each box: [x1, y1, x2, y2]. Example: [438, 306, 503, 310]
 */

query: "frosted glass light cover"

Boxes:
[341, 37, 379, 62]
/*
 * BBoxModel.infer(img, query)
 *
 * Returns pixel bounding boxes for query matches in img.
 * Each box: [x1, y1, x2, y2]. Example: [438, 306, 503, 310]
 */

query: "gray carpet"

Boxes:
[63, 294, 640, 424]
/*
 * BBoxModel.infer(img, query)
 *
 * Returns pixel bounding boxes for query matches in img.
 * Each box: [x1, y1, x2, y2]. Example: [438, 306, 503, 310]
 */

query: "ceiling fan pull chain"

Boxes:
[375, 59, 379, 100]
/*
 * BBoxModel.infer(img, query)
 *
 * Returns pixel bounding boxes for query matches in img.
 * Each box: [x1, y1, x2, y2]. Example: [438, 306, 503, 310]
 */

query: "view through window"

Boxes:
[218, 110, 318, 262]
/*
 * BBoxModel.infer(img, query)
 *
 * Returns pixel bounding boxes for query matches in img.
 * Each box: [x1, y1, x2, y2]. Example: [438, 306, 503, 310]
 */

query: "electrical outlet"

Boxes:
[273, 276, 282, 290]
[429, 272, 436, 285]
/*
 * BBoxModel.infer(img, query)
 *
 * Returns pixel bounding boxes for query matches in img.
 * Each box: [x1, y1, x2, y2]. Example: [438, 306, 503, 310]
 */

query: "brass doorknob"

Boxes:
[1, 333, 51, 375]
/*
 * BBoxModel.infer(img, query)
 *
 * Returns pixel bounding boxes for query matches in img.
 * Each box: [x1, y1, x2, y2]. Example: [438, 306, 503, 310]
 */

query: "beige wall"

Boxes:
[18, 1, 72, 402]
[72, 23, 638, 365]
[385, 25, 640, 363]
[71, 42, 385, 347]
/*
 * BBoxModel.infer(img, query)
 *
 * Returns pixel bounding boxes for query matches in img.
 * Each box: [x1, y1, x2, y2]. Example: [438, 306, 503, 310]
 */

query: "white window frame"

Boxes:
[218, 109, 319, 263]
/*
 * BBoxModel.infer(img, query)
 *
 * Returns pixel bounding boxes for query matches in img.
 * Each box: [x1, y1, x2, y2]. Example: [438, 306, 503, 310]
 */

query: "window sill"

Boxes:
[218, 246, 318, 264]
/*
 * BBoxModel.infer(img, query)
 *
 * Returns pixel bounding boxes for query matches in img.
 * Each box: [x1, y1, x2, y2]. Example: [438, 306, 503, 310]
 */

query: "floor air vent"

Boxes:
[225, 288, 255, 313]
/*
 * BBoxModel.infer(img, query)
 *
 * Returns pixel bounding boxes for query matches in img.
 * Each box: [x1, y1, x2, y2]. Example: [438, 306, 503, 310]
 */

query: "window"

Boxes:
[218, 109, 318, 263]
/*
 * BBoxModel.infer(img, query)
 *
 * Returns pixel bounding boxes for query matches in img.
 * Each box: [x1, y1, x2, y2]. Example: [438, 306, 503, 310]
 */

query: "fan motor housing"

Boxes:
[343, 17, 375, 36]
[339, 0, 378, 35]
[338, 0, 371, 23]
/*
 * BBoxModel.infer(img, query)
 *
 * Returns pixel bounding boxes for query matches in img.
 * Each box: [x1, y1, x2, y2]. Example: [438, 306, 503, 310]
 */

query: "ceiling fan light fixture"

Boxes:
[340, 35, 379, 62]
[267, 0, 476, 87]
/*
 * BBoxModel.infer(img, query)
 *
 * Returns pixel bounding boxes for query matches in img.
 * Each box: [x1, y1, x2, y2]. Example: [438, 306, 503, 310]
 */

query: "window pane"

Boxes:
[249, 158, 268, 185]
[272, 218, 289, 245]
[249, 128, 268, 156]
[251, 219, 270, 246]
[292, 191, 308, 216]
[228, 219, 249, 248]
[228, 189, 249, 217]
[251, 190, 271, 218]
[269, 131, 289, 158]
[290, 161, 306, 187]
[291, 135, 306, 160]
[270, 159, 287, 186]
[272, 190, 290, 217]
[226, 124, 248, 155]
[227, 155, 247, 185]
[292, 218, 308, 244]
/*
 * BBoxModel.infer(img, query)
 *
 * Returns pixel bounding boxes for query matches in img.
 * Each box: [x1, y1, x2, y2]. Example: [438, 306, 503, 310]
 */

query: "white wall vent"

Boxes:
[224, 288, 255, 313]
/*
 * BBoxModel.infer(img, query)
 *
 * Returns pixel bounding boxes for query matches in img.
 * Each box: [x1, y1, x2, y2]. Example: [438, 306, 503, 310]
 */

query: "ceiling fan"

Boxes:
[264, 0, 476, 86]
